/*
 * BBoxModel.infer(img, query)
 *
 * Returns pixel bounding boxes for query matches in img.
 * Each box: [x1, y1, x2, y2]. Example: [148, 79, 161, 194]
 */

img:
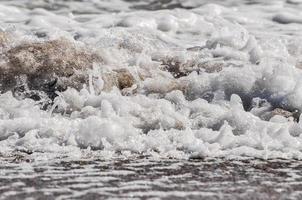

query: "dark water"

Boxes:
[1, 156, 302, 200]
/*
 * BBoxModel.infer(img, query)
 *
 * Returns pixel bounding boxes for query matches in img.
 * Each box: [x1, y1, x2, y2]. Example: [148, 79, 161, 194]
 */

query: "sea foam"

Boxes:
[0, 0, 302, 160]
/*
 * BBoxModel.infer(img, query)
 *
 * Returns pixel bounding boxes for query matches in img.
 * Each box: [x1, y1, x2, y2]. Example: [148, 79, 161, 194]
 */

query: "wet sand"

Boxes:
[0, 156, 301, 200]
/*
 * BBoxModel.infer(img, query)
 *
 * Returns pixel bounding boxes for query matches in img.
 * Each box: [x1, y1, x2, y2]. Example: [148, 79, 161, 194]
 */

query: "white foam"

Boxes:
[1, 0, 302, 160]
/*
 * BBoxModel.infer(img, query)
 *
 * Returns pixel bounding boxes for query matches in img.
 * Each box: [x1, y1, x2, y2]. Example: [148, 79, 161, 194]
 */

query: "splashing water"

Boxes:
[1, 0, 302, 162]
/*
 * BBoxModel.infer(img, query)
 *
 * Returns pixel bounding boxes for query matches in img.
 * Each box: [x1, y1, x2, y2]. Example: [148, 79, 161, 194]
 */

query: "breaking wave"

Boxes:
[1, 0, 302, 160]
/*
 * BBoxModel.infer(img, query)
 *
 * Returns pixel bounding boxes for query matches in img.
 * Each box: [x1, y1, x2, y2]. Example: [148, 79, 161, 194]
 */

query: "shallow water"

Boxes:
[2, 0, 302, 199]
[1, 156, 302, 200]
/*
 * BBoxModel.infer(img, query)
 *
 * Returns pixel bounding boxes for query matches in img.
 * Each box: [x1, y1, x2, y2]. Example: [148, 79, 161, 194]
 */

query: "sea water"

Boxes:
[1, 0, 302, 199]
